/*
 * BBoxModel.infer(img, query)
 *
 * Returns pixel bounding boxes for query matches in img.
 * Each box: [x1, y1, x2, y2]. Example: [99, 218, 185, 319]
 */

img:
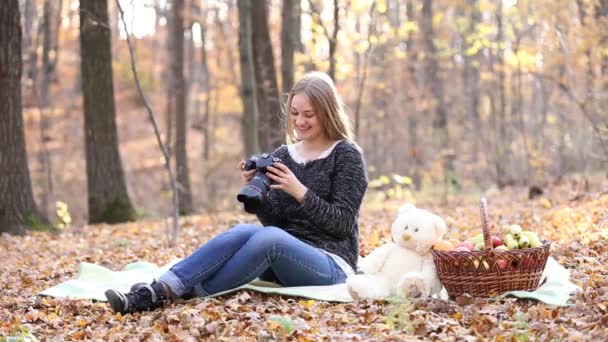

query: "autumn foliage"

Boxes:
[1, 182, 607, 340]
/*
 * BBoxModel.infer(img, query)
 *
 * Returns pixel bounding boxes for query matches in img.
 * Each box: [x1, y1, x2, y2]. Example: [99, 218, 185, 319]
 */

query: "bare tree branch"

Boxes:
[306, 1, 330, 41]
[528, 70, 608, 161]
[549, 27, 608, 160]
[353, 1, 376, 137]
[115, 0, 180, 243]
[307, 0, 340, 79]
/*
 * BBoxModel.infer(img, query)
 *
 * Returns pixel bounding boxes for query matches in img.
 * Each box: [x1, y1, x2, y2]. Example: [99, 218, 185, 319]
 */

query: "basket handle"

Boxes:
[480, 198, 493, 250]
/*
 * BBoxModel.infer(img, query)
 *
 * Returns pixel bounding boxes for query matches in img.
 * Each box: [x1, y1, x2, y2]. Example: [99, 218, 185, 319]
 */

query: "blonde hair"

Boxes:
[283, 72, 355, 144]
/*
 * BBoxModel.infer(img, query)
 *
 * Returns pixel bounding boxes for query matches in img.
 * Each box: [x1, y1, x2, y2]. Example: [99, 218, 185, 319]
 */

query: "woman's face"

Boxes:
[290, 93, 327, 142]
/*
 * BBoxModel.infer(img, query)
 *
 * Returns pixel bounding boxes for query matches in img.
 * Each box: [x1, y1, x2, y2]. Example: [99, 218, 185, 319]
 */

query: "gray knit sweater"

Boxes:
[255, 140, 368, 270]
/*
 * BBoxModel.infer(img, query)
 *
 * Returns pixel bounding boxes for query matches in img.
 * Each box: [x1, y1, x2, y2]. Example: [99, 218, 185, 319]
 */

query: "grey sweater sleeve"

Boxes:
[288, 145, 368, 239]
[255, 193, 284, 227]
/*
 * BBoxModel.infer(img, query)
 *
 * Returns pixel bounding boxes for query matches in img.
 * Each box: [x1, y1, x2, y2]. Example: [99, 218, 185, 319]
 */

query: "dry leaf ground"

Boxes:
[1, 183, 607, 341]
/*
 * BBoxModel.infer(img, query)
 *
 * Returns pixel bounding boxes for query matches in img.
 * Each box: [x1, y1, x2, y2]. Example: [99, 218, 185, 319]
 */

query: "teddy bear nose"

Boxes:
[402, 231, 412, 241]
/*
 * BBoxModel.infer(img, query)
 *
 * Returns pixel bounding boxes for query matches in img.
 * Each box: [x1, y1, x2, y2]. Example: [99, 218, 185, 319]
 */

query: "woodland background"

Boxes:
[1, 0, 606, 230]
[1, 0, 608, 340]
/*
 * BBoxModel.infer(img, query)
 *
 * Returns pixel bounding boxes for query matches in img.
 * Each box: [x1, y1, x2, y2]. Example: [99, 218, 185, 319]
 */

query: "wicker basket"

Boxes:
[431, 198, 550, 298]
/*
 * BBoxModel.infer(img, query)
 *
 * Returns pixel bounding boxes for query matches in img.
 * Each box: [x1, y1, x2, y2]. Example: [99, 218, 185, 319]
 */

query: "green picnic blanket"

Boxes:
[39, 257, 579, 306]
[500, 256, 581, 306]
[39, 259, 353, 303]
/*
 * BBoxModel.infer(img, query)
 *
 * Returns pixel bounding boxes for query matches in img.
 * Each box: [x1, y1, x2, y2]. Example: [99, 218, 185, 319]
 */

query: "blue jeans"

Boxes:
[158, 223, 347, 297]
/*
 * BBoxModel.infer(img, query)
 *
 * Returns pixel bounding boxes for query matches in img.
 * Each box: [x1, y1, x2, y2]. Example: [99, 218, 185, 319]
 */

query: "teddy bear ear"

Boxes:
[398, 203, 416, 215]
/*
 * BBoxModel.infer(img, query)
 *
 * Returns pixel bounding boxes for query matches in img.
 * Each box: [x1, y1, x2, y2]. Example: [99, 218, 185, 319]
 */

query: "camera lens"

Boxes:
[237, 153, 280, 214]
[237, 171, 272, 214]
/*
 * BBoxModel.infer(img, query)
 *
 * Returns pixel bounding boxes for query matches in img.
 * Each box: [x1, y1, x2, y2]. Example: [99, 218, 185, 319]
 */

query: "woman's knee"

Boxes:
[248, 226, 291, 251]
[228, 223, 262, 237]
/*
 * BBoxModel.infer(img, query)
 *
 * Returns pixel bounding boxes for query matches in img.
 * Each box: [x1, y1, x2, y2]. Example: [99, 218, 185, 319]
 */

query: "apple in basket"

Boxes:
[493, 245, 509, 270]
[491, 236, 504, 247]
[496, 259, 508, 270]
[520, 256, 534, 268]
[458, 241, 475, 251]
[432, 240, 455, 252]
[448, 239, 461, 248]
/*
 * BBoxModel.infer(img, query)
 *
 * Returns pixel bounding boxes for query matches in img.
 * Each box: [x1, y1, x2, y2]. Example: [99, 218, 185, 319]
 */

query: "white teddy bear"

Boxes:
[347, 204, 446, 300]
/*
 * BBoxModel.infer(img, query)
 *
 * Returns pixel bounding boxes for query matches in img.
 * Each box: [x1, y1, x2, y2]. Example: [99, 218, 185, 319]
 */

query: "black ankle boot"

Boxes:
[105, 281, 169, 314]
[131, 282, 196, 300]
[129, 282, 147, 292]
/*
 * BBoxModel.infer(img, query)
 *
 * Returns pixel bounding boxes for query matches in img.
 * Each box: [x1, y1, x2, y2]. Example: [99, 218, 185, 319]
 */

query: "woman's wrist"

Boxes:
[295, 186, 308, 203]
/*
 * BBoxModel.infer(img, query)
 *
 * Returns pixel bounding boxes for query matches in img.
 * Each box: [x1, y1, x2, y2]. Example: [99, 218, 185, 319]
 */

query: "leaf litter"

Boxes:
[1, 185, 607, 340]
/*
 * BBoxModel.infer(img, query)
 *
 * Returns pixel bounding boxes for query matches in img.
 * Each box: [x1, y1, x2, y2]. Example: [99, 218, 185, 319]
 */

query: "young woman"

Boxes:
[105, 71, 368, 314]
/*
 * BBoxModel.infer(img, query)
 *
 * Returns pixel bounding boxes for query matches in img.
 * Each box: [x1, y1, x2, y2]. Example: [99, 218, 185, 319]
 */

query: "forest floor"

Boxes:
[1, 182, 607, 341]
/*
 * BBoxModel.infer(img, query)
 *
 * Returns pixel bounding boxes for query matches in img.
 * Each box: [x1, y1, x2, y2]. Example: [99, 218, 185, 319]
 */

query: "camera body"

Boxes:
[237, 153, 282, 213]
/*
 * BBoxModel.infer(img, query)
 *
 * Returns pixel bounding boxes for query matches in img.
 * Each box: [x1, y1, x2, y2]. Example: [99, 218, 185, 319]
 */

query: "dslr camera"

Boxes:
[237, 153, 282, 213]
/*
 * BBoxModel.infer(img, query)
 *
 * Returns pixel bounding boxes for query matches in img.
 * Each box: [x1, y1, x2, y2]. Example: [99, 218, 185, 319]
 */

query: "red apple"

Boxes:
[520, 257, 533, 268]
[496, 259, 508, 270]
[459, 241, 475, 251]
[491, 236, 504, 247]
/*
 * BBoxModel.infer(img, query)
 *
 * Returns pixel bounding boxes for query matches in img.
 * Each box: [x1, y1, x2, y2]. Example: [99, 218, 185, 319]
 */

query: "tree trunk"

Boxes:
[108, 0, 120, 47]
[462, 0, 481, 163]
[171, 0, 193, 215]
[328, 0, 340, 81]
[251, 0, 283, 152]
[512, 37, 531, 185]
[165, 3, 174, 161]
[353, 2, 376, 138]
[575, 0, 592, 176]
[214, 9, 238, 86]
[190, 1, 211, 161]
[152, 0, 164, 83]
[281, 0, 297, 95]
[238, 0, 260, 157]
[26, 0, 40, 83]
[597, 0, 608, 158]
[494, 0, 508, 188]
[50, 0, 63, 81]
[531, 72, 550, 181]
[38, 0, 54, 217]
[185, 10, 195, 121]
[0, 0, 47, 234]
[599, 1, 608, 88]
[405, 0, 422, 190]
[79, 0, 135, 224]
[387, 0, 401, 27]
[294, 0, 304, 52]
[22, 0, 36, 74]
[576, 0, 595, 103]
[421, 0, 452, 200]
[201, 21, 212, 160]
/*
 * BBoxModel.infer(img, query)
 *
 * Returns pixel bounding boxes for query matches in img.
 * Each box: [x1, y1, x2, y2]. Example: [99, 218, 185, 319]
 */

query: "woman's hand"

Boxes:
[238, 160, 256, 184]
[266, 162, 308, 203]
